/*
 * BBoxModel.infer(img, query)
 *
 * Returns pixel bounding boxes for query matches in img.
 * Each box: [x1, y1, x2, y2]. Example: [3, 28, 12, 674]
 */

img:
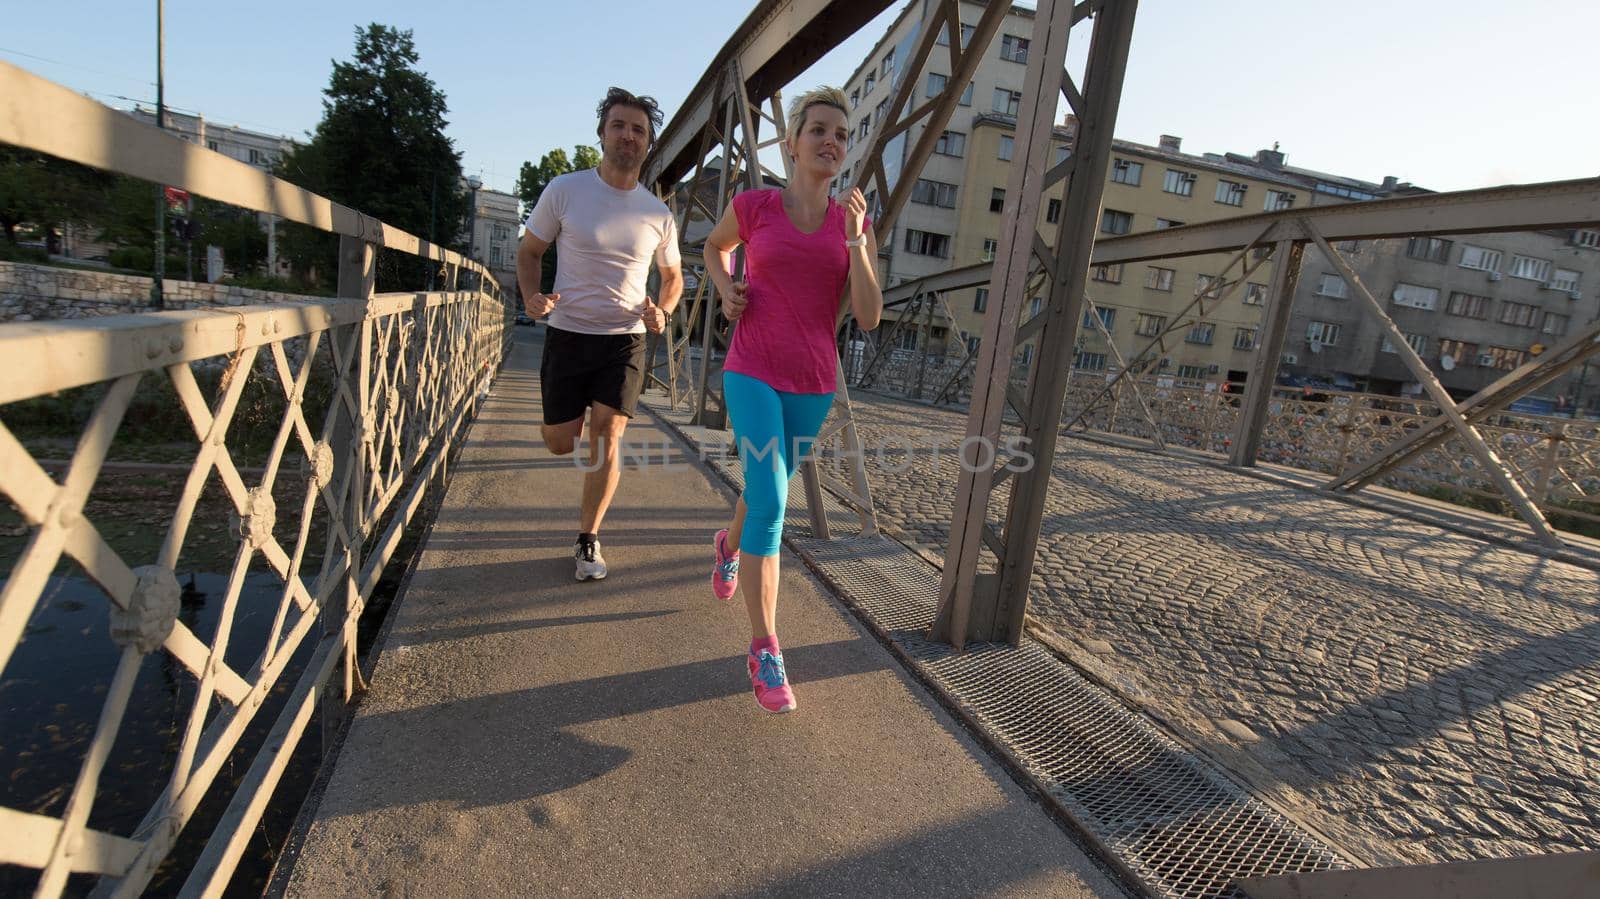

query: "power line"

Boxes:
[0, 46, 154, 87]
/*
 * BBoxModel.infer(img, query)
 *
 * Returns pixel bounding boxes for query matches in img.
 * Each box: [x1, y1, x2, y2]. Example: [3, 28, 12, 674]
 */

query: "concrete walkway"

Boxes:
[282, 329, 1127, 898]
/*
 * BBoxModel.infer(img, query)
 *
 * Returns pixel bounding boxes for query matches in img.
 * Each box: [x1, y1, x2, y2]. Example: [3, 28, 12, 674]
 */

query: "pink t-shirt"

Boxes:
[723, 189, 866, 394]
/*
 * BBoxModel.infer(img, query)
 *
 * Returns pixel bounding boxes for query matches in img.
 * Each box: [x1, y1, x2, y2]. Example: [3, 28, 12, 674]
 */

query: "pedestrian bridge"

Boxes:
[3, 1, 1600, 896]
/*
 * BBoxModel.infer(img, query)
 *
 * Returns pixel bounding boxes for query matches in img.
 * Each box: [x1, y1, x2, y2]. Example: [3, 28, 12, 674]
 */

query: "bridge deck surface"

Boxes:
[282, 329, 1126, 898]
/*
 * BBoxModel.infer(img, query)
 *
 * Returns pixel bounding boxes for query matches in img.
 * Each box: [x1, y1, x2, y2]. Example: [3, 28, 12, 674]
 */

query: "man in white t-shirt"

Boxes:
[517, 87, 683, 581]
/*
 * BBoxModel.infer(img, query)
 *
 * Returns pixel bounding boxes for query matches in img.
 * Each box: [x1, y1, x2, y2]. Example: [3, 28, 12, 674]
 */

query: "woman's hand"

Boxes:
[843, 188, 867, 241]
[722, 281, 749, 321]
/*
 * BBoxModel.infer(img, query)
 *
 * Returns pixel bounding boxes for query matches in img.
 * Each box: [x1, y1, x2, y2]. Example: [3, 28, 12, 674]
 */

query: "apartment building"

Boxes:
[1288, 228, 1600, 413]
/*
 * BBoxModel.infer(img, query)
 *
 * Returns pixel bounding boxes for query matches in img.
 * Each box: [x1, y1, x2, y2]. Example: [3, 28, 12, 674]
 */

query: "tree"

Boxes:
[0, 146, 112, 249]
[513, 144, 601, 294]
[275, 24, 467, 289]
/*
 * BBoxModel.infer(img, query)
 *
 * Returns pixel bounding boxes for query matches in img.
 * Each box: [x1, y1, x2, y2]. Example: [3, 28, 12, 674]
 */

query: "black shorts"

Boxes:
[539, 325, 647, 425]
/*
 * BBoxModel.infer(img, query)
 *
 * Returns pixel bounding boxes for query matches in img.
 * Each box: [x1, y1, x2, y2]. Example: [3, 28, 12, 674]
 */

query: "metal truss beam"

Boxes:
[1300, 221, 1563, 548]
[1327, 319, 1600, 494]
[932, 0, 1140, 649]
[883, 176, 1600, 307]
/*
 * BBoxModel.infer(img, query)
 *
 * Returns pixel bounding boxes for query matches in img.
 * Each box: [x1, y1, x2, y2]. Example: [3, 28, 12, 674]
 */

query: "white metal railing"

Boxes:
[1, 62, 512, 896]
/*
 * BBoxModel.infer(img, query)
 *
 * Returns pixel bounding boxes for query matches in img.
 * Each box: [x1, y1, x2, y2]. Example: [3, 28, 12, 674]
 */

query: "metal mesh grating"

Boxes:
[643, 398, 1353, 899]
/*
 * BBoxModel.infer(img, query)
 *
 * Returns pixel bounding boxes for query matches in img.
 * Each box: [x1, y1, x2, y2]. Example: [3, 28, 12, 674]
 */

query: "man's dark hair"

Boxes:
[595, 87, 664, 146]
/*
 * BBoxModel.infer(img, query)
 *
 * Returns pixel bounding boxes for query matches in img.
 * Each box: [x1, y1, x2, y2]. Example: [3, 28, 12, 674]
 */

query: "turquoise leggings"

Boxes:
[724, 371, 835, 557]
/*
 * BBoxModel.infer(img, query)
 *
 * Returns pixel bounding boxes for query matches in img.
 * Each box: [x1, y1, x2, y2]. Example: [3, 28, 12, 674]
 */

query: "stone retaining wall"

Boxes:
[0, 261, 319, 321]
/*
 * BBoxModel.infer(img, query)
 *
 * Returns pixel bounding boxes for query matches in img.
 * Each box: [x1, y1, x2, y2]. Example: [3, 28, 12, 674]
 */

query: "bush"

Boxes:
[218, 272, 334, 297]
[106, 246, 187, 276]
[0, 242, 49, 264]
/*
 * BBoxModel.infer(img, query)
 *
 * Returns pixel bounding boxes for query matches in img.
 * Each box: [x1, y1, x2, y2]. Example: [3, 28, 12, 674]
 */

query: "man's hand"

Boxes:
[843, 187, 868, 242]
[642, 296, 667, 334]
[722, 281, 749, 321]
[523, 291, 560, 318]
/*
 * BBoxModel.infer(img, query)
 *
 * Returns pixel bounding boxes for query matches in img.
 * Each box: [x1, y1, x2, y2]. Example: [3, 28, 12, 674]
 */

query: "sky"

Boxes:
[5, 1, 1597, 198]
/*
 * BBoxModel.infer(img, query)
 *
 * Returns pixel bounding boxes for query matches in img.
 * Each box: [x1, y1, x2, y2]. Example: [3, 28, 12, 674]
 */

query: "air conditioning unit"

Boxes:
[1487, 271, 1503, 282]
[1281, 353, 1299, 365]
[1476, 353, 1496, 367]
[1569, 291, 1583, 301]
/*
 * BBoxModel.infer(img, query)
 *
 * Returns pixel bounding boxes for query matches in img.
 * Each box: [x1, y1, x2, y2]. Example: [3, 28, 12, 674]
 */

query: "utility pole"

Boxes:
[151, 0, 166, 308]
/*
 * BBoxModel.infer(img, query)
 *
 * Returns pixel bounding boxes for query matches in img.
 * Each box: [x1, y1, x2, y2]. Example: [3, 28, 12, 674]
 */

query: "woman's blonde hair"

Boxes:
[785, 86, 850, 148]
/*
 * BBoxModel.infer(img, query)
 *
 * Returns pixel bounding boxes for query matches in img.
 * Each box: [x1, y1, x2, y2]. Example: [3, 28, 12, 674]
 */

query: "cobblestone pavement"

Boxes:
[823, 390, 1600, 868]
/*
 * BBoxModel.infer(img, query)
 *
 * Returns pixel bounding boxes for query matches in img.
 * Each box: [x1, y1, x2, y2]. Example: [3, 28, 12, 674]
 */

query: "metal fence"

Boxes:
[1, 62, 512, 895]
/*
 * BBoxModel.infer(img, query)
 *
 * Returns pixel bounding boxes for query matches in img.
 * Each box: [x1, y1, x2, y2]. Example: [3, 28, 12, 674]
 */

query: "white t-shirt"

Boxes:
[525, 168, 681, 335]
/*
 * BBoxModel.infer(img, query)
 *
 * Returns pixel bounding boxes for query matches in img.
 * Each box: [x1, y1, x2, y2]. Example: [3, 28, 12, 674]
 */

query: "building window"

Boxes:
[1575, 229, 1600, 250]
[1315, 182, 1377, 201]
[1176, 364, 1208, 381]
[1146, 267, 1175, 291]
[911, 179, 958, 208]
[992, 89, 1022, 116]
[876, 99, 890, 126]
[1163, 169, 1196, 197]
[881, 48, 896, 77]
[206, 139, 219, 151]
[1551, 268, 1581, 292]
[857, 118, 870, 141]
[1405, 237, 1453, 263]
[974, 288, 988, 313]
[1439, 338, 1477, 366]
[1055, 145, 1071, 164]
[904, 229, 951, 257]
[1134, 313, 1167, 337]
[1092, 263, 1123, 284]
[1445, 291, 1491, 319]
[958, 82, 973, 106]
[1074, 351, 1108, 371]
[990, 188, 1005, 213]
[1186, 322, 1215, 345]
[1028, 296, 1043, 318]
[490, 245, 505, 266]
[864, 72, 875, 94]
[1214, 179, 1247, 206]
[850, 88, 859, 108]
[998, 135, 1014, 161]
[1458, 244, 1502, 272]
[935, 23, 975, 48]
[934, 131, 966, 157]
[1046, 199, 1061, 224]
[1265, 190, 1296, 211]
[1244, 282, 1267, 305]
[1391, 282, 1439, 310]
[1233, 327, 1258, 350]
[1111, 159, 1143, 186]
[1155, 218, 1184, 229]
[1509, 254, 1553, 282]
[927, 73, 947, 97]
[1485, 346, 1525, 370]
[1083, 306, 1116, 332]
[1000, 34, 1030, 63]
[895, 329, 919, 351]
[1306, 321, 1341, 347]
[1316, 273, 1349, 298]
[1498, 300, 1541, 328]
[981, 238, 998, 262]
[248, 148, 267, 165]
[1380, 333, 1428, 355]
[1197, 274, 1219, 294]
[1101, 209, 1132, 235]
[1544, 312, 1570, 336]
[967, 335, 981, 354]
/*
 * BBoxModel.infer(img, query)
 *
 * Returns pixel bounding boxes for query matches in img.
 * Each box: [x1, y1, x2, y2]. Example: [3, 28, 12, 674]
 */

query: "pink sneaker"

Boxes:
[748, 647, 797, 713]
[711, 528, 739, 601]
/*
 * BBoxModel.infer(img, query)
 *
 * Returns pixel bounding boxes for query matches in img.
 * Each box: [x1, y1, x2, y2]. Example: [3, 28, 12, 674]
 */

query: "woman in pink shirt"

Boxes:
[702, 86, 883, 713]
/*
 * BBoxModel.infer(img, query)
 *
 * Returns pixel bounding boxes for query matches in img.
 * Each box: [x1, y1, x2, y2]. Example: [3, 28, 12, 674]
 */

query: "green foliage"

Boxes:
[0, 241, 48, 264]
[0, 145, 113, 248]
[513, 143, 600, 294]
[274, 24, 467, 290]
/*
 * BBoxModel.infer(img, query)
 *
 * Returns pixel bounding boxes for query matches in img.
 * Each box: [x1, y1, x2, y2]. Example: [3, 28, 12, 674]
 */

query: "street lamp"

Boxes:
[466, 175, 483, 263]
